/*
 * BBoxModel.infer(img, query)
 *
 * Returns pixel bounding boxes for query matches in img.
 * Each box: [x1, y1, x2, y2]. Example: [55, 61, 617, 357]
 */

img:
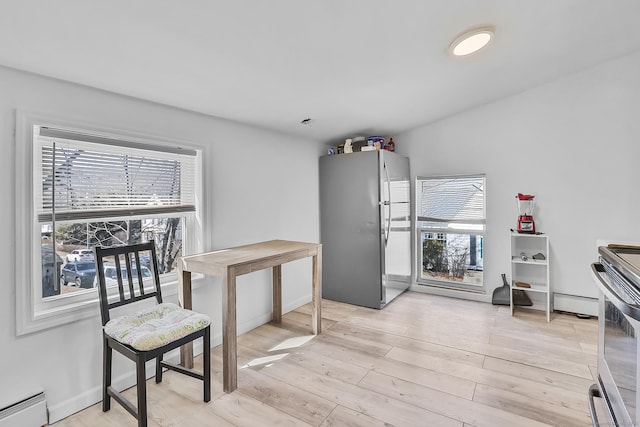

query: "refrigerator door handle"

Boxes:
[383, 160, 391, 246]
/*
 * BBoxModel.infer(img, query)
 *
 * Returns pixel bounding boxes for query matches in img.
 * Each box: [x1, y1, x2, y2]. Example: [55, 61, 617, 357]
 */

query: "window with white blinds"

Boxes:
[15, 111, 204, 335]
[37, 126, 197, 222]
[416, 175, 485, 289]
[417, 176, 485, 226]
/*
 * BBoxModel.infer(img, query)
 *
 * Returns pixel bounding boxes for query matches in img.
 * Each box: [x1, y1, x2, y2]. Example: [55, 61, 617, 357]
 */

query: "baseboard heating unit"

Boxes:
[553, 293, 598, 317]
[0, 391, 47, 427]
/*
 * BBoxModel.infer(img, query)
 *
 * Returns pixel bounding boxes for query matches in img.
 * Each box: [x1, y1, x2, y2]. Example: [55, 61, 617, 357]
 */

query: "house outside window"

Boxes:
[15, 111, 203, 335]
[416, 175, 485, 290]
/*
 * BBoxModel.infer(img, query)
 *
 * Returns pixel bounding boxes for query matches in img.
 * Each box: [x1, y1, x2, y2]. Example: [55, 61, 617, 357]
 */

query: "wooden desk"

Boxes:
[177, 239, 322, 392]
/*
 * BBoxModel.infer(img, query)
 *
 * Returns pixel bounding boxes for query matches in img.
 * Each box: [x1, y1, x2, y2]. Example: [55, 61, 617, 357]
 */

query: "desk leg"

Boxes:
[272, 265, 282, 323]
[222, 269, 237, 392]
[178, 269, 194, 368]
[312, 247, 322, 335]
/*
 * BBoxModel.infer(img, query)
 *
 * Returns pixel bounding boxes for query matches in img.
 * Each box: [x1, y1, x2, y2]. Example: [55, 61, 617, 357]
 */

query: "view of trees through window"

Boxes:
[417, 175, 485, 288]
[421, 232, 483, 285]
[41, 217, 183, 298]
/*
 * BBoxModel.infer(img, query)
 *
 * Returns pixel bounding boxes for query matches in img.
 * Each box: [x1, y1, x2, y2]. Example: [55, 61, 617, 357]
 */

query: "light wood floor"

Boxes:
[53, 291, 600, 427]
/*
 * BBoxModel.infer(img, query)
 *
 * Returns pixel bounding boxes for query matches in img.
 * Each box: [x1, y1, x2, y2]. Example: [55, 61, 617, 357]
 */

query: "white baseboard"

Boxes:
[410, 284, 599, 317]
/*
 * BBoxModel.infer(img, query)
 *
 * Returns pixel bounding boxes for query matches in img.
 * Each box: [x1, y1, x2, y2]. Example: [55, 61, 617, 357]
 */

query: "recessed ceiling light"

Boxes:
[449, 26, 494, 57]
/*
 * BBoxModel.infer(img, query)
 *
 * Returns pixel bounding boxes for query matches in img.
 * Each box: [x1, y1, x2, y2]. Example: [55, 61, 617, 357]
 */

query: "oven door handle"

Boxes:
[587, 383, 602, 427]
[591, 262, 640, 320]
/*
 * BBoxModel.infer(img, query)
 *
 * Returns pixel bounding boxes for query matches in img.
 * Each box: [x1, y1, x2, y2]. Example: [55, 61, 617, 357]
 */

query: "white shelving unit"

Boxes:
[510, 232, 550, 321]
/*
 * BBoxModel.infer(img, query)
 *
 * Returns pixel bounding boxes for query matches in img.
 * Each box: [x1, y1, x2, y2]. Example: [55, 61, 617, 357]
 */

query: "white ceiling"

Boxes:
[2, 1, 640, 143]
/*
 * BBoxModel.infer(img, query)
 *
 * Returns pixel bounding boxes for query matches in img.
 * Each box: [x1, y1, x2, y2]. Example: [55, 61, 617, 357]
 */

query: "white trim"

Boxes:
[15, 109, 205, 335]
[15, 110, 36, 335]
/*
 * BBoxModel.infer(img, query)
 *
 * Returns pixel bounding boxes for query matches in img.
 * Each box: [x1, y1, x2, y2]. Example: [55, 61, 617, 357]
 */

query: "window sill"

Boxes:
[17, 273, 206, 335]
[415, 279, 486, 294]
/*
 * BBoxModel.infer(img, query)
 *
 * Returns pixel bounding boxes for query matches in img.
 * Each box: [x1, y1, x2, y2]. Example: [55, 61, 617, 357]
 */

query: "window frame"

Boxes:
[415, 174, 486, 291]
[15, 110, 204, 335]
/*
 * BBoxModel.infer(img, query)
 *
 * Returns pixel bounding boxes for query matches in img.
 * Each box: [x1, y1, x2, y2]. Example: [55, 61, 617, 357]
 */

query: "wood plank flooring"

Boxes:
[52, 291, 599, 426]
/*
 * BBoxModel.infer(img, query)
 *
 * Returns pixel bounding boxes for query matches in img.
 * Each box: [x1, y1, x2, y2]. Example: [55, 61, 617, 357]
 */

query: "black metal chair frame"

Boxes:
[94, 242, 210, 427]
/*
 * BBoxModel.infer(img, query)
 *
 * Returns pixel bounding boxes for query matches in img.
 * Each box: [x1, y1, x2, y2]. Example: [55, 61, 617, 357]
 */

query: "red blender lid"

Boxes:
[516, 193, 535, 200]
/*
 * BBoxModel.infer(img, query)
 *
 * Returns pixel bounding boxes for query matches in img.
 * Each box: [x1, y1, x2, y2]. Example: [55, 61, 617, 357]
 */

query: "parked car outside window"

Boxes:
[60, 261, 97, 288]
[138, 255, 151, 268]
[66, 249, 95, 262]
[94, 264, 153, 288]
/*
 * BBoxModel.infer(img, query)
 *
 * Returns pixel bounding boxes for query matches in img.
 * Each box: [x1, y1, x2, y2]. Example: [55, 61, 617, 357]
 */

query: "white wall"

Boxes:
[397, 50, 640, 304]
[0, 66, 323, 421]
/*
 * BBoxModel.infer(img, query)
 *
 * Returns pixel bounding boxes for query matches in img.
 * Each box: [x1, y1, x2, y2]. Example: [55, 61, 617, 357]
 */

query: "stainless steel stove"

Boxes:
[590, 245, 640, 426]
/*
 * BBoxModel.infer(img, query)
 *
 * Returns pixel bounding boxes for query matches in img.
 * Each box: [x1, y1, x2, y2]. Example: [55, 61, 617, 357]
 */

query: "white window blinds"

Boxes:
[417, 175, 485, 224]
[36, 126, 198, 222]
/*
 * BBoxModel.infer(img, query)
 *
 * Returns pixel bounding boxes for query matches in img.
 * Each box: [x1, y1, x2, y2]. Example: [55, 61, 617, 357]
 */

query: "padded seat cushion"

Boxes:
[104, 302, 210, 351]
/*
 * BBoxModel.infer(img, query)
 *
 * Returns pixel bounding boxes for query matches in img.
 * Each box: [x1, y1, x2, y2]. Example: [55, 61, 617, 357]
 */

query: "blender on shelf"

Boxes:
[516, 193, 536, 233]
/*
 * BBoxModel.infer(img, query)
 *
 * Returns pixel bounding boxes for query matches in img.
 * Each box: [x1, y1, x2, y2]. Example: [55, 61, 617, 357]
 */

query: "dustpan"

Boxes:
[492, 273, 511, 305]
[492, 273, 532, 306]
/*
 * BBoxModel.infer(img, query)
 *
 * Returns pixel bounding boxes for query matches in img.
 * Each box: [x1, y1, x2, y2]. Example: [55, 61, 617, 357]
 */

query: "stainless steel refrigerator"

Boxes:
[319, 150, 411, 309]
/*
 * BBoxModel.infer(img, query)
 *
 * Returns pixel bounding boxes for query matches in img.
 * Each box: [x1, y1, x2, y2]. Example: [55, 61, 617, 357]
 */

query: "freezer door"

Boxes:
[380, 151, 411, 305]
[319, 151, 382, 308]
